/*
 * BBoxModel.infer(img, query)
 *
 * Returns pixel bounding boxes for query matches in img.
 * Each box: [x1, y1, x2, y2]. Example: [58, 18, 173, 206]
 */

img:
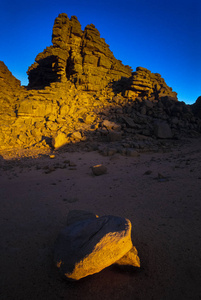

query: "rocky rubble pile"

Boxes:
[0, 13, 200, 158]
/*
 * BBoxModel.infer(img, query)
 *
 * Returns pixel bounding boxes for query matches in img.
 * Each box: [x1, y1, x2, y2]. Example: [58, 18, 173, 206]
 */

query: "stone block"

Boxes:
[52, 131, 69, 149]
[54, 212, 140, 281]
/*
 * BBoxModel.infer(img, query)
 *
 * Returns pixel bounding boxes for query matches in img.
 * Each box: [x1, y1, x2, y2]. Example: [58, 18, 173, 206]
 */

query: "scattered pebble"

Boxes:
[144, 170, 152, 175]
[155, 173, 169, 182]
[63, 197, 79, 203]
[92, 164, 107, 176]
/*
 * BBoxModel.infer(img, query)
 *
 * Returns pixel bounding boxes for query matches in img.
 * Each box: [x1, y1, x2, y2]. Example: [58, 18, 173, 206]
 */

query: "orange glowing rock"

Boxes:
[54, 210, 140, 281]
[52, 131, 69, 149]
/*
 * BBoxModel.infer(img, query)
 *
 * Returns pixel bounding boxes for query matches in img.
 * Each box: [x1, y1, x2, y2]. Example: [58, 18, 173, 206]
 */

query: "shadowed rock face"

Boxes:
[27, 13, 132, 90]
[192, 96, 201, 119]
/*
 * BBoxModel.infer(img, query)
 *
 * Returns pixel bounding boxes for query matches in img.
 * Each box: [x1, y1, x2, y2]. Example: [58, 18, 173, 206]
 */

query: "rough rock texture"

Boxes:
[0, 61, 22, 116]
[0, 61, 24, 150]
[0, 14, 201, 158]
[54, 210, 140, 281]
[27, 13, 132, 90]
[0, 61, 21, 91]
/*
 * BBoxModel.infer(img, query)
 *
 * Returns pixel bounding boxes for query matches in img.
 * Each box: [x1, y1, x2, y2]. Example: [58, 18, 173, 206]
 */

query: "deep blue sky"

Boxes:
[0, 0, 200, 104]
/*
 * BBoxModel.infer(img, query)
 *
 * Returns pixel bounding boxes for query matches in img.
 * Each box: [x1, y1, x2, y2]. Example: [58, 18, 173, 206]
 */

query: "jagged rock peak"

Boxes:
[27, 13, 132, 90]
[52, 13, 82, 47]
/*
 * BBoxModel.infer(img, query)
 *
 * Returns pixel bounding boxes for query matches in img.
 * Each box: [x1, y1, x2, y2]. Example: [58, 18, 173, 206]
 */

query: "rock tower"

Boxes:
[27, 13, 132, 90]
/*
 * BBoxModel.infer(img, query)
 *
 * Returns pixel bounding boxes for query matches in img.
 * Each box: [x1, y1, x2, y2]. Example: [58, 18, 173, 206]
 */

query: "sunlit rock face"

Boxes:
[0, 61, 23, 150]
[0, 61, 22, 116]
[0, 61, 21, 91]
[27, 13, 132, 90]
[54, 210, 140, 281]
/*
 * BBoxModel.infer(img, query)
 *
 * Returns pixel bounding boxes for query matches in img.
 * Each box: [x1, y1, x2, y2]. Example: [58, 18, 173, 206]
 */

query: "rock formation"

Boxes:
[54, 210, 140, 280]
[0, 13, 200, 158]
[27, 13, 132, 90]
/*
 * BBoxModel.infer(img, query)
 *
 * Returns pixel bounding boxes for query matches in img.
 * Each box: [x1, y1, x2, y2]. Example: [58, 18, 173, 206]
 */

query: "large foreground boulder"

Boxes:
[54, 210, 140, 281]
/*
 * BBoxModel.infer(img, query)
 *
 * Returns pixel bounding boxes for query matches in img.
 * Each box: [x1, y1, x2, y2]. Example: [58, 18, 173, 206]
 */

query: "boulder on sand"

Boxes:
[54, 210, 140, 281]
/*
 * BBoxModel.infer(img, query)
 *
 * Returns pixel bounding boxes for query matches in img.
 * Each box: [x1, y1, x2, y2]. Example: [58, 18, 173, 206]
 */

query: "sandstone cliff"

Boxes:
[0, 14, 200, 158]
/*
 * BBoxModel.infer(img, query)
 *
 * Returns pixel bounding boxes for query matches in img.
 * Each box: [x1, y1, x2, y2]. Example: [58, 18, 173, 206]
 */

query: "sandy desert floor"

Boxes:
[1, 137, 201, 300]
